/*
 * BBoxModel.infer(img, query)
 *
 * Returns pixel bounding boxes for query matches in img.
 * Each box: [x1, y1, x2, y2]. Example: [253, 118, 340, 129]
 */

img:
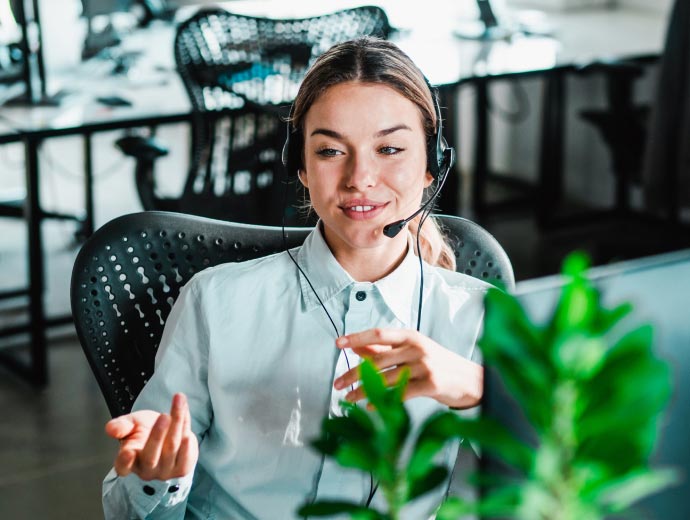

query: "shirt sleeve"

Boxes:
[102, 279, 213, 519]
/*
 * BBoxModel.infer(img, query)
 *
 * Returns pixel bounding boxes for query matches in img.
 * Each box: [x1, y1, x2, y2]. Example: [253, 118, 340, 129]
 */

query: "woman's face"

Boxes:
[300, 81, 433, 260]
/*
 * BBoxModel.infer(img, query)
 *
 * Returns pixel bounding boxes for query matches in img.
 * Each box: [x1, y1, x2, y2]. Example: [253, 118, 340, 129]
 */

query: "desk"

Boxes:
[0, 2, 668, 385]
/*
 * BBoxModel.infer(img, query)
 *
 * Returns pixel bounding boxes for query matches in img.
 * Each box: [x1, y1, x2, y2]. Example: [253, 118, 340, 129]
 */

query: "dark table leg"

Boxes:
[83, 132, 95, 237]
[25, 135, 48, 386]
[473, 79, 489, 219]
[537, 72, 566, 228]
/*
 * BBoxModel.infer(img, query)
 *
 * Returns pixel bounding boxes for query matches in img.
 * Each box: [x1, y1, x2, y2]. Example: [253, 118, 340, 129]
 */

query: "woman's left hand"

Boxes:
[333, 328, 483, 410]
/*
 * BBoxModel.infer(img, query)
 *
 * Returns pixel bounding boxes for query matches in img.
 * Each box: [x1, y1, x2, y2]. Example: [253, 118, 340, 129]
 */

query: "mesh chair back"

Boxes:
[164, 6, 392, 224]
[71, 211, 512, 417]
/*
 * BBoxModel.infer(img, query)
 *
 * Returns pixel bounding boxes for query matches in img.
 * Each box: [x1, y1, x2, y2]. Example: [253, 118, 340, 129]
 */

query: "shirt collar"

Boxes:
[296, 225, 421, 326]
[296, 224, 354, 311]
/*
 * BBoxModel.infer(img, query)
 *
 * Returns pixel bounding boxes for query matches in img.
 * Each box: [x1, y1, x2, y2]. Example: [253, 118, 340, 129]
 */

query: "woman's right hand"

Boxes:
[104, 393, 198, 481]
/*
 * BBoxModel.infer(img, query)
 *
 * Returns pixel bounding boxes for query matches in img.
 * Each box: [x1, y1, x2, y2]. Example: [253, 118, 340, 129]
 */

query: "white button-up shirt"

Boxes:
[103, 226, 489, 519]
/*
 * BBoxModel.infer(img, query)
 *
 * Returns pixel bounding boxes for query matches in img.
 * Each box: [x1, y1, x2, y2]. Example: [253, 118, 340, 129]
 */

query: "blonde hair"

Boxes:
[290, 37, 456, 271]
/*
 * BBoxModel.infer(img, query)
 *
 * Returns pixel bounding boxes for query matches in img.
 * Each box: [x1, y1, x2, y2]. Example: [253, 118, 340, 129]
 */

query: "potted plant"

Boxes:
[297, 253, 677, 520]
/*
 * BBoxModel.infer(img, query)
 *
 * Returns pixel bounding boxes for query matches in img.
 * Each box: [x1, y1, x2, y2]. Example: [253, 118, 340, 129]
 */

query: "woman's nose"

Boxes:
[345, 153, 377, 190]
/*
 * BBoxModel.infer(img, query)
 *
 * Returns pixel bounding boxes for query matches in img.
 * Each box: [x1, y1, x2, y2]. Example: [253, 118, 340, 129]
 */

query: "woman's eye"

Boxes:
[316, 148, 342, 157]
[379, 146, 403, 155]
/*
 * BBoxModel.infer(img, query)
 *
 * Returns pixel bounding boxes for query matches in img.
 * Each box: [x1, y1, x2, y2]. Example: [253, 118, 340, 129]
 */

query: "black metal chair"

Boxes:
[70, 211, 513, 417]
[116, 6, 391, 226]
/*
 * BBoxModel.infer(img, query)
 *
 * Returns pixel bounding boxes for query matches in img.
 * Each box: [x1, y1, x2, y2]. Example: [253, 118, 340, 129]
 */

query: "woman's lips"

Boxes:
[340, 202, 388, 221]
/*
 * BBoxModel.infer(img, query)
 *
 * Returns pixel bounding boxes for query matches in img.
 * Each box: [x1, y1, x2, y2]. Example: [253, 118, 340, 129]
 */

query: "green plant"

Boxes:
[298, 253, 677, 520]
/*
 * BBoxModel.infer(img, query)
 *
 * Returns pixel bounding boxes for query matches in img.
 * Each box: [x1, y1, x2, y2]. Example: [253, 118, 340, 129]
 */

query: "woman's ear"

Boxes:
[424, 170, 434, 188]
[298, 170, 309, 189]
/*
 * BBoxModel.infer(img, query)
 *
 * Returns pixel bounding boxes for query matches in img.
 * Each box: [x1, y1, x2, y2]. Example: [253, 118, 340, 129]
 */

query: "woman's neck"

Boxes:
[322, 230, 410, 282]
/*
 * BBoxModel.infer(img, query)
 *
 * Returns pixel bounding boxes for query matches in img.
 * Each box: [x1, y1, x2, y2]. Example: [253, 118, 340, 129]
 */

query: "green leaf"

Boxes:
[437, 484, 523, 519]
[408, 412, 459, 481]
[412, 413, 533, 474]
[596, 468, 679, 512]
[335, 443, 380, 473]
[407, 465, 449, 501]
[436, 497, 473, 520]
[298, 500, 385, 518]
[552, 279, 598, 335]
[359, 359, 388, 410]
[576, 326, 672, 470]
[479, 289, 555, 429]
[562, 250, 590, 278]
[592, 302, 633, 335]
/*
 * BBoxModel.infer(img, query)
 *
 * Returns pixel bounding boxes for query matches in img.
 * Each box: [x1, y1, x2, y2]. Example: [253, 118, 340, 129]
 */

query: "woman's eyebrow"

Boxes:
[375, 124, 412, 137]
[310, 128, 343, 138]
[309, 125, 412, 139]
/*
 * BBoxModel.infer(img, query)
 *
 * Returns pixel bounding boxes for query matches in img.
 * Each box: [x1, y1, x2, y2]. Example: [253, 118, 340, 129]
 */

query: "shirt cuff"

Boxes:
[121, 471, 194, 515]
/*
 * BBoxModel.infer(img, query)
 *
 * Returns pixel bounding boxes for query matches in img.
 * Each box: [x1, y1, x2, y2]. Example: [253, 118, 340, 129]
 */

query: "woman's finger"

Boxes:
[104, 416, 136, 440]
[137, 414, 171, 474]
[349, 344, 391, 357]
[337, 328, 415, 351]
[159, 397, 186, 473]
[335, 345, 417, 390]
[343, 363, 426, 403]
[173, 435, 198, 478]
[369, 345, 417, 371]
[113, 448, 137, 477]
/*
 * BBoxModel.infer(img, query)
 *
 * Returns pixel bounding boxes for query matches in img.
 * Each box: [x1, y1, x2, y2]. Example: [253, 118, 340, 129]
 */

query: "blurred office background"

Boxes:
[1, 0, 688, 517]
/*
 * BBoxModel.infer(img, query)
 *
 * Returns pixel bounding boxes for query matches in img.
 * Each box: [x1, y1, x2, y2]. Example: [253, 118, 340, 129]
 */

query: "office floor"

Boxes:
[1, 133, 689, 519]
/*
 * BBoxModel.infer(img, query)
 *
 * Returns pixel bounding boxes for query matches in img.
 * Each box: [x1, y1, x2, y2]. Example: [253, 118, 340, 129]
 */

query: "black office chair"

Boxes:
[116, 6, 391, 226]
[70, 211, 513, 417]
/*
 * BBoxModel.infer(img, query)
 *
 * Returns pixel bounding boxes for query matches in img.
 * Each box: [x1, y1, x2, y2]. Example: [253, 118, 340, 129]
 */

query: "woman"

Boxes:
[103, 37, 488, 519]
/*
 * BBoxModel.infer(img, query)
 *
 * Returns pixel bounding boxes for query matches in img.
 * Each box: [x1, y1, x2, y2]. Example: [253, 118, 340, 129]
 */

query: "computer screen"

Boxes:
[482, 249, 690, 518]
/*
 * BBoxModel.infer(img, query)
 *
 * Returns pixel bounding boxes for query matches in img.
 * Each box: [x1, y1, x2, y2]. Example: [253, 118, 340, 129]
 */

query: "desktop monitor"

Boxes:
[482, 250, 690, 519]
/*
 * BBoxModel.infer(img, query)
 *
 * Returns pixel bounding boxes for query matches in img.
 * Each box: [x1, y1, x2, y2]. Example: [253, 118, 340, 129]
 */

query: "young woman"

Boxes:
[102, 37, 488, 519]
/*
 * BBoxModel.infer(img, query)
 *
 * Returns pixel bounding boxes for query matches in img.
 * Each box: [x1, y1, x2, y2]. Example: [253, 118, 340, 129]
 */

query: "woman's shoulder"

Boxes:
[186, 249, 298, 294]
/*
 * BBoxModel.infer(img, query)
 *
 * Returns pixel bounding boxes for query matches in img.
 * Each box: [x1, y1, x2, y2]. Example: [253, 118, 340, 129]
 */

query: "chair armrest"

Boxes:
[115, 135, 169, 161]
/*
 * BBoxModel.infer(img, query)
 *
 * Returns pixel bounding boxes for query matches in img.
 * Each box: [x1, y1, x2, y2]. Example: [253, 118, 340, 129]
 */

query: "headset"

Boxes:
[281, 80, 456, 238]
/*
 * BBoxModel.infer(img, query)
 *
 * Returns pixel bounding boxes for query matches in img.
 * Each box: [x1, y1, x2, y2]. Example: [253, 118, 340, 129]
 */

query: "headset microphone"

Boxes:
[382, 146, 455, 238]
[382, 193, 438, 238]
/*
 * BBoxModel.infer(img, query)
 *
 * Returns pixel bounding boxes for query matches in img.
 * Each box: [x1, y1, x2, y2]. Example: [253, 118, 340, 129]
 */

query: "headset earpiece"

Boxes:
[282, 119, 303, 179]
[426, 82, 455, 181]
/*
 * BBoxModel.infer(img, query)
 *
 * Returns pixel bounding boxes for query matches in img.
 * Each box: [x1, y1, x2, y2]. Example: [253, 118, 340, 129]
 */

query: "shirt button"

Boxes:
[168, 484, 180, 493]
[143, 485, 155, 496]
[355, 291, 367, 301]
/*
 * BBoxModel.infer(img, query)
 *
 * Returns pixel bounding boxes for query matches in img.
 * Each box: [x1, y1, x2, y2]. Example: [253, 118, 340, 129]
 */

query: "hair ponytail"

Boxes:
[407, 215, 456, 271]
